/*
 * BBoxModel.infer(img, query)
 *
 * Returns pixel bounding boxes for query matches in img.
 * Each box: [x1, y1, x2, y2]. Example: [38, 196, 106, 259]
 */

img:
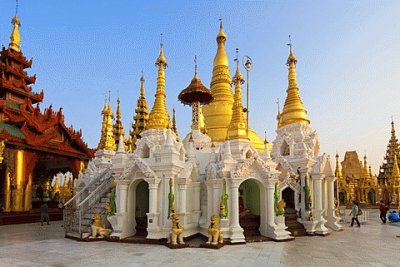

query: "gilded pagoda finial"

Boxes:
[147, 38, 170, 130]
[97, 94, 116, 151]
[278, 36, 310, 128]
[227, 48, 248, 140]
[140, 72, 145, 97]
[172, 107, 179, 141]
[335, 153, 343, 179]
[213, 18, 228, 67]
[9, 14, 21, 52]
[130, 74, 149, 151]
[264, 131, 268, 145]
[113, 97, 125, 146]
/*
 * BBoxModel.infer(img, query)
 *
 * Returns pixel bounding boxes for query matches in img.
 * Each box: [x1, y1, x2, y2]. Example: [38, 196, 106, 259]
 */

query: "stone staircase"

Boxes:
[239, 214, 261, 236]
[284, 211, 307, 237]
[70, 192, 111, 235]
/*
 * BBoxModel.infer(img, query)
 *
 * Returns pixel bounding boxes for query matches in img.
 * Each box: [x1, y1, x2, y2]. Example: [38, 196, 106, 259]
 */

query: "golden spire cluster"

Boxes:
[97, 95, 116, 151]
[227, 48, 248, 140]
[278, 36, 310, 128]
[147, 35, 171, 130]
[130, 74, 149, 150]
[113, 97, 125, 146]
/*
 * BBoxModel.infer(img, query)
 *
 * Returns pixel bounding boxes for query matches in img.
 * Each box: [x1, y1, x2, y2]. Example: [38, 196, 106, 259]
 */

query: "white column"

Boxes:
[149, 184, 158, 214]
[178, 184, 187, 214]
[118, 180, 129, 213]
[325, 176, 342, 231]
[213, 181, 221, 215]
[313, 175, 329, 235]
[193, 182, 200, 211]
[299, 172, 306, 220]
[147, 181, 162, 239]
[314, 176, 322, 211]
[230, 182, 240, 229]
[206, 181, 213, 220]
[266, 180, 275, 227]
[229, 180, 245, 243]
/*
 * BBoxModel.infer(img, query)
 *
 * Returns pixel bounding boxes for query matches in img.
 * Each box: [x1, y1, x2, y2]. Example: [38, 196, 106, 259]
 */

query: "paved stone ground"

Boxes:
[0, 210, 399, 267]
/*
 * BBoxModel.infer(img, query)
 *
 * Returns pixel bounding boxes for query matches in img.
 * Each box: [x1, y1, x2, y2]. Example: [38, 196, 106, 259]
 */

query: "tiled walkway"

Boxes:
[0, 210, 398, 267]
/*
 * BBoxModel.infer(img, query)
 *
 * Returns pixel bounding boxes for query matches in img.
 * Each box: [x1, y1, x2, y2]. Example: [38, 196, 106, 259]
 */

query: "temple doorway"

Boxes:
[134, 180, 149, 237]
[368, 190, 375, 205]
[32, 156, 72, 209]
[282, 187, 295, 213]
[238, 179, 261, 236]
[339, 192, 346, 205]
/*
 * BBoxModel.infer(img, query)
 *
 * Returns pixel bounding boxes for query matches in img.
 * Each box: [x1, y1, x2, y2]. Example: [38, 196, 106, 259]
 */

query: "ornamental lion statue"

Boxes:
[170, 213, 184, 245]
[91, 213, 110, 238]
[207, 215, 224, 245]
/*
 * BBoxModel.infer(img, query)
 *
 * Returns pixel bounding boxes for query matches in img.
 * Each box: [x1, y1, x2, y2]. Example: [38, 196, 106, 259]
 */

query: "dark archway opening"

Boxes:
[135, 180, 149, 237]
[239, 179, 260, 237]
[282, 187, 295, 213]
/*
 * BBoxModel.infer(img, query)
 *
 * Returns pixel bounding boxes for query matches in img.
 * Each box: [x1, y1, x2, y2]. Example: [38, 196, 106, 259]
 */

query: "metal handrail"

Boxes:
[64, 168, 110, 208]
[77, 172, 112, 234]
[63, 168, 112, 236]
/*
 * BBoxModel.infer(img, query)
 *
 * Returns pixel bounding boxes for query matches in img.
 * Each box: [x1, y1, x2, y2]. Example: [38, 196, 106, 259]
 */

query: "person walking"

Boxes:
[379, 200, 388, 223]
[40, 202, 50, 226]
[349, 200, 361, 227]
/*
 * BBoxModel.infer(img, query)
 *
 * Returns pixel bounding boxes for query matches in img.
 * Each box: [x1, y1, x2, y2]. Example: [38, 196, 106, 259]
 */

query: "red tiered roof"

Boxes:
[0, 46, 93, 159]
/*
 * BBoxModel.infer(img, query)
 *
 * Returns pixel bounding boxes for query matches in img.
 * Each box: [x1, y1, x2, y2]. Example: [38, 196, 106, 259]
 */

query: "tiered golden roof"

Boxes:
[9, 15, 21, 52]
[130, 74, 149, 150]
[378, 120, 400, 186]
[227, 49, 248, 140]
[278, 39, 310, 128]
[113, 97, 125, 146]
[178, 56, 213, 132]
[97, 100, 116, 151]
[146, 39, 170, 130]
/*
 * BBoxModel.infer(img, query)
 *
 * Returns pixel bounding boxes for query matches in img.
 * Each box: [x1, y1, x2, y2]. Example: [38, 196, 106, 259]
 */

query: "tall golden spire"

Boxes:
[97, 95, 116, 151]
[214, 18, 228, 67]
[363, 155, 370, 179]
[203, 19, 233, 142]
[227, 48, 248, 140]
[113, 97, 125, 146]
[9, 14, 21, 52]
[130, 74, 149, 150]
[171, 107, 179, 141]
[335, 153, 343, 179]
[393, 154, 400, 179]
[278, 36, 310, 128]
[147, 35, 170, 130]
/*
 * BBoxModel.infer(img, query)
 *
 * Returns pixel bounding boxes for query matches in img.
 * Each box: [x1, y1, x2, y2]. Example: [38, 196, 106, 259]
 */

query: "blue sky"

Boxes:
[1, 1, 399, 173]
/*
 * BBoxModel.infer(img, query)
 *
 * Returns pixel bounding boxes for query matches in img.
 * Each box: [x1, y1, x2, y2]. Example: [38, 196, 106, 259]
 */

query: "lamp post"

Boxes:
[243, 56, 253, 136]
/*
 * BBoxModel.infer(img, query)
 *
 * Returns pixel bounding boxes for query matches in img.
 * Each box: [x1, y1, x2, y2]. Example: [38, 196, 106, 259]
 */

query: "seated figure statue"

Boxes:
[207, 215, 224, 245]
[91, 213, 110, 238]
[170, 213, 184, 245]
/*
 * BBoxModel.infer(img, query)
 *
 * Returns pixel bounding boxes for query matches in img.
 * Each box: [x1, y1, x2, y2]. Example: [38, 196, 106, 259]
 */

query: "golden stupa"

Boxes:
[202, 20, 264, 150]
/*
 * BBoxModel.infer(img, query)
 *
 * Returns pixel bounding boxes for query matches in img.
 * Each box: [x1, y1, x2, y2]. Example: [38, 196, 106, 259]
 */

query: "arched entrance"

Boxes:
[368, 190, 375, 205]
[282, 187, 295, 213]
[238, 179, 261, 237]
[339, 191, 346, 205]
[134, 180, 149, 236]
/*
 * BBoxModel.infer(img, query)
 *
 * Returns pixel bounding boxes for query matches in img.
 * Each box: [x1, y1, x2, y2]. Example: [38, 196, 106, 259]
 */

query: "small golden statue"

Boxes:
[91, 213, 110, 238]
[207, 215, 224, 245]
[170, 213, 184, 245]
